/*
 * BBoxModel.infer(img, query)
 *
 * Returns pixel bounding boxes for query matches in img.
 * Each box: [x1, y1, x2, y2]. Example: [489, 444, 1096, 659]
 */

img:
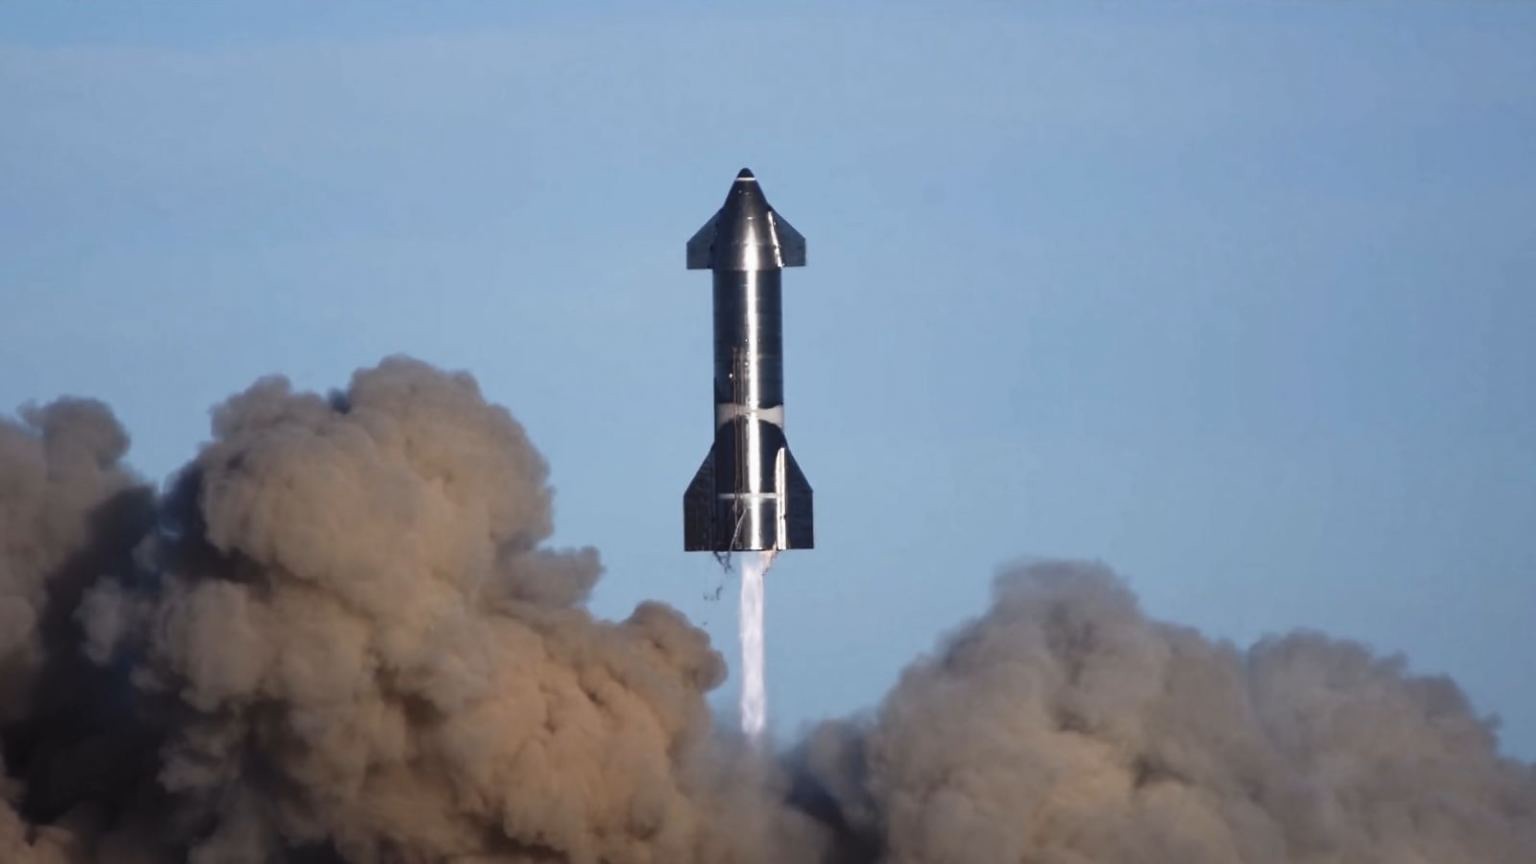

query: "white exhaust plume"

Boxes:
[739, 551, 775, 741]
[0, 357, 1532, 863]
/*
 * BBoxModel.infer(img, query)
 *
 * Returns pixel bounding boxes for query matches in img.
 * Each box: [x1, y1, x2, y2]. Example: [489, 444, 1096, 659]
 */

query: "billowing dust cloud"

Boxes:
[796, 565, 1536, 863]
[2, 358, 1532, 863]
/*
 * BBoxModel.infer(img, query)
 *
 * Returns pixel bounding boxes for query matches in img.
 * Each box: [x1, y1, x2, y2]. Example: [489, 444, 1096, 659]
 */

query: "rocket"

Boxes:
[683, 169, 814, 552]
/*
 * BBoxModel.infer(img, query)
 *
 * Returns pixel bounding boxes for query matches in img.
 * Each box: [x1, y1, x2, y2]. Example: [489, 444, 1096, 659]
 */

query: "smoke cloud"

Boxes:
[2, 357, 1532, 862]
[795, 563, 1536, 863]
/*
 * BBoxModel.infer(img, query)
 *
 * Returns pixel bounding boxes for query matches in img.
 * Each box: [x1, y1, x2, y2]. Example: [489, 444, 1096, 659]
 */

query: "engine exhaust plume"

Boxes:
[739, 551, 775, 741]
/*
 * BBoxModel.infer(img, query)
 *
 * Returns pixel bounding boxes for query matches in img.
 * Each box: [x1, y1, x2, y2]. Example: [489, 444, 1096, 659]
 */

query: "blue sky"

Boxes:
[3, 2, 1534, 756]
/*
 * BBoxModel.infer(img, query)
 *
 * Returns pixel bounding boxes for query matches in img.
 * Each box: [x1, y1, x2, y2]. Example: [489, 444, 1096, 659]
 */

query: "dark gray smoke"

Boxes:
[2, 358, 1532, 862]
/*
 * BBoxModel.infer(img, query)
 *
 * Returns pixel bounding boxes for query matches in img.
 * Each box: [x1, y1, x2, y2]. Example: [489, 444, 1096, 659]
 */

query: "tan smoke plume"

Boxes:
[2, 357, 1534, 862]
[1, 397, 157, 864]
[796, 562, 1536, 863]
[0, 398, 141, 725]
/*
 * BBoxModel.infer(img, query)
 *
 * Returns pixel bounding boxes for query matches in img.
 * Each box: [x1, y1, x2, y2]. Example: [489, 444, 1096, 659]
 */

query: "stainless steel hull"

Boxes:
[683, 170, 814, 552]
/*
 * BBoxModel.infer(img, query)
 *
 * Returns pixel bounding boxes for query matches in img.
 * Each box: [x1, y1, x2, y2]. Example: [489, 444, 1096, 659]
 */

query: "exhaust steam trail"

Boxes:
[740, 550, 774, 740]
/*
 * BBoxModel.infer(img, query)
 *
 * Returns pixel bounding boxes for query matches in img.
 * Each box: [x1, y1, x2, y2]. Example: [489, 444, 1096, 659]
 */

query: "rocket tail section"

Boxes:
[683, 430, 814, 552]
[779, 446, 814, 548]
[683, 448, 718, 552]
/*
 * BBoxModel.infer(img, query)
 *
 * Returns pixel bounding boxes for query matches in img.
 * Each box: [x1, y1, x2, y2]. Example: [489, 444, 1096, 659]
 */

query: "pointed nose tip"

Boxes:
[686, 168, 805, 270]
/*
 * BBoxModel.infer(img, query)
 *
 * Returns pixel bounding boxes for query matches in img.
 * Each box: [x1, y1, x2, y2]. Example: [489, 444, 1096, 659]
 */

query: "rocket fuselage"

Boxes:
[684, 171, 813, 552]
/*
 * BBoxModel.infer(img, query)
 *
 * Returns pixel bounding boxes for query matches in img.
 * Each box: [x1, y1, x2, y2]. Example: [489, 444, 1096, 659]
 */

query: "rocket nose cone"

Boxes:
[719, 172, 771, 229]
[686, 168, 805, 270]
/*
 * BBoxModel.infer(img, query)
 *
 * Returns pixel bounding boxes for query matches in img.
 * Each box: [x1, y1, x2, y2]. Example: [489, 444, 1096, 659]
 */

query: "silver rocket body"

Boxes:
[683, 169, 814, 552]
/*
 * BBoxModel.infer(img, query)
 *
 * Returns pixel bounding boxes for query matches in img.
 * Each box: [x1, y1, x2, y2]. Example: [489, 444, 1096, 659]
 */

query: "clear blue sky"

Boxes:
[4, 2, 1534, 756]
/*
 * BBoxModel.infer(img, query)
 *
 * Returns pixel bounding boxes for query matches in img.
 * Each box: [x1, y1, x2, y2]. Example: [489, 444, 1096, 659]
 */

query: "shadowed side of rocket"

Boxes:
[683, 169, 814, 552]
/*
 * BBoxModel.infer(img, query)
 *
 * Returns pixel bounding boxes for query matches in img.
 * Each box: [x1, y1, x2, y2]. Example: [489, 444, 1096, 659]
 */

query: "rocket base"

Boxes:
[683, 434, 814, 552]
